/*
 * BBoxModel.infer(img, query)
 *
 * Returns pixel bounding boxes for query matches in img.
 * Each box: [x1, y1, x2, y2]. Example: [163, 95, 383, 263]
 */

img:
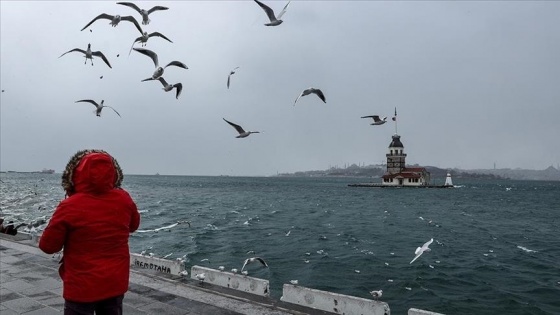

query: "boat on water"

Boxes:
[40, 169, 55, 174]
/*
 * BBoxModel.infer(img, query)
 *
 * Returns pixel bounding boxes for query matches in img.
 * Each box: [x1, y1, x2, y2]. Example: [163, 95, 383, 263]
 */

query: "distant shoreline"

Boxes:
[2, 165, 559, 181]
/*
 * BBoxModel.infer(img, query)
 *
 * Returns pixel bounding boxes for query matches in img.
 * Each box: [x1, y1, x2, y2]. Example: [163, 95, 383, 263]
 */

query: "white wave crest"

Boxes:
[517, 245, 538, 253]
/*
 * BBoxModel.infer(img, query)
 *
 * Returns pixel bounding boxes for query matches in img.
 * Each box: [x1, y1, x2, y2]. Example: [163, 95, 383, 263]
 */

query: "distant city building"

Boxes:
[381, 134, 430, 186]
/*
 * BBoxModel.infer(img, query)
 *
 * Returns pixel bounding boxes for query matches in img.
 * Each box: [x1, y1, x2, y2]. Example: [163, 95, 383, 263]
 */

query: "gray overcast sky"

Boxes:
[1, 1, 559, 176]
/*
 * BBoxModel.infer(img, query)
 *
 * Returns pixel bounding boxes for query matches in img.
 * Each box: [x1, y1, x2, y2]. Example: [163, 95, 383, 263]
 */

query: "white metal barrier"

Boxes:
[190, 265, 270, 297]
[130, 253, 186, 276]
[281, 284, 390, 315]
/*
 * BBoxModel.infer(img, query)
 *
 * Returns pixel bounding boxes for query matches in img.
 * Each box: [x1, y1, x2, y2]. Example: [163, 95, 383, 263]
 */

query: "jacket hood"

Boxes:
[61, 149, 123, 195]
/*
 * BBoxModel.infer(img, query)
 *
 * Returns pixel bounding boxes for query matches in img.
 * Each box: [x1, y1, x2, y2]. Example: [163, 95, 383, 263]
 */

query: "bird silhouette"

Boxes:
[223, 118, 260, 138]
[59, 44, 112, 68]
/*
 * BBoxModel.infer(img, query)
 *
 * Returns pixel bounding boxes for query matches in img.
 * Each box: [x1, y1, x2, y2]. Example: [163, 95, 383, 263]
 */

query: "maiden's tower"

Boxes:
[381, 134, 431, 186]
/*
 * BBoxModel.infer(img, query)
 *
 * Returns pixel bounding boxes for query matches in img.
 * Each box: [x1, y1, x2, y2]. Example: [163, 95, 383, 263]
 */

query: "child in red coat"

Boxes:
[40, 149, 140, 315]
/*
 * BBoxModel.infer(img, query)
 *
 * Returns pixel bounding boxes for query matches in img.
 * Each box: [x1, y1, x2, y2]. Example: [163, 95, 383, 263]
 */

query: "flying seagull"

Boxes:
[410, 238, 433, 264]
[227, 67, 240, 89]
[133, 48, 188, 80]
[75, 99, 121, 117]
[254, 0, 291, 26]
[223, 118, 260, 138]
[59, 44, 112, 68]
[241, 257, 268, 271]
[129, 31, 173, 55]
[294, 88, 326, 106]
[144, 77, 182, 99]
[80, 13, 142, 34]
[370, 290, 383, 301]
[116, 2, 169, 25]
[361, 115, 387, 125]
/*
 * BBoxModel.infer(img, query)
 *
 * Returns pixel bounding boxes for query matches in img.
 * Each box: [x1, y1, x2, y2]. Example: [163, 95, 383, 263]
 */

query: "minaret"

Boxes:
[386, 134, 406, 174]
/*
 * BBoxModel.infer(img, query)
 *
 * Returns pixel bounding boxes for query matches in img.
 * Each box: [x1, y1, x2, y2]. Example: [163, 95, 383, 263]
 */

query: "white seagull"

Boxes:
[290, 280, 298, 285]
[370, 290, 383, 301]
[75, 99, 121, 117]
[410, 238, 434, 264]
[241, 257, 268, 272]
[117, 2, 169, 25]
[361, 115, 387, 125]
[294, 88, 326, 106]
[254, 0, 291, 26]
[223, 118, 260, 138]
[129, 31, 173, 55]
[80, 13, 142, 34]
[144, 77, 183, 99]
[195, 273, 205, 284]
[133, 48, 188, 80]
[59, 43, 112, 68]
[227, 67, 240, 89]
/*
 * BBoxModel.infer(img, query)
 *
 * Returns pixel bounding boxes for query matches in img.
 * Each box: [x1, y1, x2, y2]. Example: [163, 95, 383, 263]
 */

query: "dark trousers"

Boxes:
[64, 294, 124, 315]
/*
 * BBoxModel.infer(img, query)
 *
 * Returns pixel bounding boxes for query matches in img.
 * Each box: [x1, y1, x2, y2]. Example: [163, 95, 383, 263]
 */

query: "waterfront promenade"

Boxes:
[1, 234, 441, 315]
[0, 235, 313, 315]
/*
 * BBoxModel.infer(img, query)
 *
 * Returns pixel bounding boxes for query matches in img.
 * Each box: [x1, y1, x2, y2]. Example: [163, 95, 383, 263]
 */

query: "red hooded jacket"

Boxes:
[39, 152, 140, 302]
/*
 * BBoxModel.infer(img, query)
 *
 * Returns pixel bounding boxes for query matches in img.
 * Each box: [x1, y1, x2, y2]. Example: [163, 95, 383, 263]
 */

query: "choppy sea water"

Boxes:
[1, 172, 559, 315]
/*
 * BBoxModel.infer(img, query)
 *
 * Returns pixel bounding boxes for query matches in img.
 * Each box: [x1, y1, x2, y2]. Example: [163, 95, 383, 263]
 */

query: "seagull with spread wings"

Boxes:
[128, 31, 173, 55]
[294, 88, 326, 106]
[410, 238, 433, 264]
[80, 13, 143, 34]
[361, 115, 387, 125]
[117, 2, 169, 25]
[59, 43, 112, 68]
[241, 257, 268, 271]
[223, 118, 260, 138]
[75, 99, 121, 117]
[143, 77, 182, 99]
[254, 0, 291, 26]
[134, 48, 188, 81]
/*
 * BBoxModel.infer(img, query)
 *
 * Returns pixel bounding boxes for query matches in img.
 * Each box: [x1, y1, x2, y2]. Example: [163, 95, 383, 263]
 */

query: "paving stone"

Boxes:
[2, 296, 44, 313]
[0, 273, 16, 283]
[19, 273, 48, 283]
[0, 255, 23, 264]
[0, 307, 19, 315]
[29, 277, 63, 291]
[123, 291, 156, 307]
[123, 303, 148, 314]
[41, 296, 65, 311]
[20, 287, 59, 301]
[21, 306, 62, 315]
[145, 289, 180, 303]
[129, 283, 156, 295]
[0, 290, 23, 303]
[138, 301, 190, 315]
[2, 279, 35, 293]
[165, 296, 242, 315]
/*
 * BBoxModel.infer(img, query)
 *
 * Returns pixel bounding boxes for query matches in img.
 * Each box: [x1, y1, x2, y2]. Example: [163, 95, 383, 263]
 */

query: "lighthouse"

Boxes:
[444, 173, 454, 187]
